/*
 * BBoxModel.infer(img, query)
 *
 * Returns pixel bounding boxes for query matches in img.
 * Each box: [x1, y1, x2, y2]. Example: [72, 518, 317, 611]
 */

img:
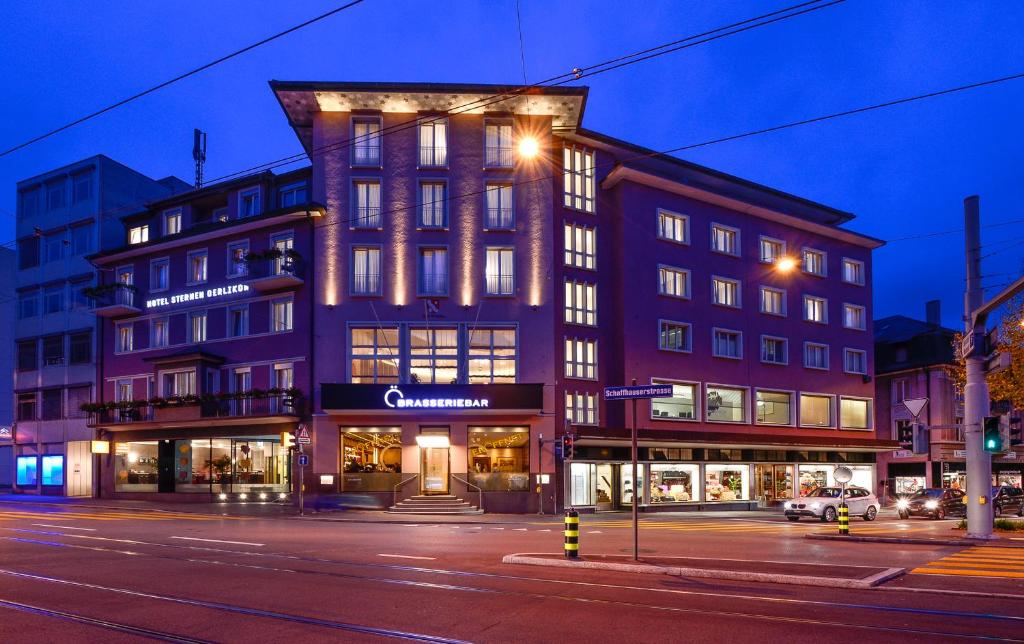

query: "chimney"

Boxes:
[925, 299, 941, 326]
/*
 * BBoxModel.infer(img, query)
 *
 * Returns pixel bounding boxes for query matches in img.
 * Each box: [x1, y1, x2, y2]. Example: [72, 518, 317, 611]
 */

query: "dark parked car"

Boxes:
[993, 486, 1024, 517]
[896, 488, 966, 520]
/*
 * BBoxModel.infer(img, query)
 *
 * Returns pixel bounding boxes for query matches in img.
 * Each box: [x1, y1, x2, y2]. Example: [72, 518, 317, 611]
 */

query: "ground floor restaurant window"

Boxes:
[469, 427, 529, 491]
[705, 464, 749, 501]
[342, 428, 402, 491]
[570, 462, 595, 506]
[798, 464, 873, 495]
[894, 476, 926, 495]
[648, 463, 698, 503]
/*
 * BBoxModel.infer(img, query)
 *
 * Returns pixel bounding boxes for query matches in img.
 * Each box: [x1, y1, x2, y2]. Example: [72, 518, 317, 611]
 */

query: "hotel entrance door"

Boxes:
[418, 428, 450, 495]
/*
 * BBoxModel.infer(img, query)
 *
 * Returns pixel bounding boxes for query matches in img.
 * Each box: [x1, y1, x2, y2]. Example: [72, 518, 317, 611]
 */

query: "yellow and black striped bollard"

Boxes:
[838, 504, 849, 536]
[564, 508, 580, 559]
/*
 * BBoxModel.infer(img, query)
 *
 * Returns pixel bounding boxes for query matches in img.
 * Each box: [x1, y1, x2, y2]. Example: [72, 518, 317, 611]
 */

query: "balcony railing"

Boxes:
[353, 273, 381, 295]
[88, 283, 141, 317]
[485, 274, 514, 296]
[485, 146, 513, 168]
[352, 147, 381, 166]
[247, 255, 305, 280]
[485, 207, 513, 229]
[419, 146, 448, 167]
[353, 206, 382, 228]
[85, 392, 304, 426]
[419, 274, 448, 296]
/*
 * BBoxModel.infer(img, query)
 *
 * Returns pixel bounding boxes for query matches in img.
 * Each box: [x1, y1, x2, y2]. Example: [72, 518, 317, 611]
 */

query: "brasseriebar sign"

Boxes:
[321, 383, 544, 413]
[146, 283, 251, 309]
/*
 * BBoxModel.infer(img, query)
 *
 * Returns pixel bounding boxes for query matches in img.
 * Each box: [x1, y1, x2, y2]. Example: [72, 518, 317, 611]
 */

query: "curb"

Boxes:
[805, 534, 1024, 547]
[294, 515, 549, 525]
[502, 553, 905, 589]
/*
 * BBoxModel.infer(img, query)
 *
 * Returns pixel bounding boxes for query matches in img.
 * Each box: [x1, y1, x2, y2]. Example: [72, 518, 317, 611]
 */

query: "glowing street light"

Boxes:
[774, 256, 798, 273]
[518, 136, 540, 159]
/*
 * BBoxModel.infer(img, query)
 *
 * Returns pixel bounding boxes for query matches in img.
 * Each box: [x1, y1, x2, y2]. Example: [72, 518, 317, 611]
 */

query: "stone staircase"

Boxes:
[388, 494, 483, 515]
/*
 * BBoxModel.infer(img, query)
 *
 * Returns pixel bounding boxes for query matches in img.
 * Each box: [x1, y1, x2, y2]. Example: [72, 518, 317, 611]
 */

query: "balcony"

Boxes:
[485, 146, 513, 168]
[352, 147, 381, 167]
[88, 283, 141, 318]
[245, 251, 304, 292]
[419, 146, 448, 168]
[485, 207, 514, 230]
[85, 391, 304, 429]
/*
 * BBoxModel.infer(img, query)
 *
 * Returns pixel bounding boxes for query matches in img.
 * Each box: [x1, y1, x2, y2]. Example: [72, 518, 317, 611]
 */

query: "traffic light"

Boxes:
[912, 422, 928, 455]
[281, 431, 295, 450]
[1010, 416, 1023, 447]
[983, 416, 1004, 453]
[562, 434, 575, 460]
[897, 422, 914, 451]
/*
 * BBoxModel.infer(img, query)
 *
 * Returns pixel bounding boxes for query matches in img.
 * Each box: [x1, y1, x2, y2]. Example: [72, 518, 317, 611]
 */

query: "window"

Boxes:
[20, 188, 40, 217]
[468, 427, 529, 487]
[272, 299, 293, 332]
[189, 311, 207, 343]
[710, 223, 739, 256]
[352, 246, 381, 295]
[565, 338, 597, 379]
[563, 147, 595, 213]
[163, 370, 197, 397]
[45, 232, 66, 263]
[659, 320, 691, 352]
[150, 318, 169, 348]
[802, 248, 826, 276]
[712, 277, 740, 307]
[803, 295, 827, 323]
[804, 342, 829, 370]
[227, 241, 249, 277]
[187, 250, 208, 284]
[485, 183, 513, 229]
[46, 180, 65, 210]
[564, 223, 596, 269]
[485, 121, 513, 167]
[71, 281, 91, 311]
[16, 456, 38, 486]
[17, 290, 38, 319]
[150, 258, 169, 291]
[468, 328, 517, 383]
[270, 233, 294, 275]
[353, 181, 381, 228]
[41, 455, 64, 486]
[565, 281, 597, 326]
[756, 390, 792, 425]
[116, 323, 133, 353]
[43, 284, 64, 314]
[706, 463, 749, 501]
[129, 225, 149, 245]
[760, 286, 786, 316]
[18, 237, 40, 269]
[759, 236, 785, 263]
[658, 266, 690, 298]
[17, 393, 37, 422]
[712, 328, 742, 359]
[419, 118, 448, 167]
[419, 182, 447, 228]
[228, 305, 249, 337]
[843, 303, 866, 330]
[893, 378, 909, 403]
[844, 348, 867, 375]
[800, 394, 833, 427]
[350, 327, 400, 383]
[71, 226, 92, 255]
[163, 209, 182, 235]
[419, 248, 448, 295]
[485, 247, 515, 295]
[42, 335, 63, 366]
[67, 385, 91, 419]
[840, 397, 872, 429]
[842, 258, 865, 285]
[352, 118, 382, 166]
[410, 328, 459, 384]
[651, 380, 697, 420]
[761, 336, 788, 365]
[72, 172, 92, 204]
[69, 331, 91, 364]
[657, 210, 688, 244]
[706, 385, 747, 423]
[566, 392, 598, 425]
[41, 388, 63, 420]
[212, 207, 228, 222]
[238, 188, 260, 218]
[17, 340, 37, 371]
[278, 181, 308, 207]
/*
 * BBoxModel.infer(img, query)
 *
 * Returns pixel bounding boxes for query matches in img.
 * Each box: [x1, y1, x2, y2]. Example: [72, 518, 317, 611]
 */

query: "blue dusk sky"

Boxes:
[1, 0, 1022, 328]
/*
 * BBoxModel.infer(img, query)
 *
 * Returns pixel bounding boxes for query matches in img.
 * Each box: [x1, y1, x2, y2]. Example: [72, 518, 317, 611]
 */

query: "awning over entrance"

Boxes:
[575, 427, 900, 453]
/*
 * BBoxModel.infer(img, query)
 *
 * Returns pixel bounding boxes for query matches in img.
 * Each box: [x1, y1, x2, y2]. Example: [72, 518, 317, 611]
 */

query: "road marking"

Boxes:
[587, 530, 603, 534]
[513, 528, 528, 531]
[30, 524, 96, 532]
[538, 529, 551, 532]
[491, 527, 504, 530]
[377, 553, 437, 560]
[169, 536, 264, 547]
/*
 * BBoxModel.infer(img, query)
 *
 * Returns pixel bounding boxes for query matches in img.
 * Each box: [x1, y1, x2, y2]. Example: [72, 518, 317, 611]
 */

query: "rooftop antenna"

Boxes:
[192, 128, 207, 188]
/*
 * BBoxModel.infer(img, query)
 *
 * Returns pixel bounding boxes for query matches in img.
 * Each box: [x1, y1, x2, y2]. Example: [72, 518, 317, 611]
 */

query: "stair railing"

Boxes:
[393, 475, 419, 508]
[451, 474, 483, 513]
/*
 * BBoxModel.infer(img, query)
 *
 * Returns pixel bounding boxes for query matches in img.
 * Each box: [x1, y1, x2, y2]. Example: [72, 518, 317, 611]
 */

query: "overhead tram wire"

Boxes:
[0, 0, 368, 158]
[0, 0, 842, 236]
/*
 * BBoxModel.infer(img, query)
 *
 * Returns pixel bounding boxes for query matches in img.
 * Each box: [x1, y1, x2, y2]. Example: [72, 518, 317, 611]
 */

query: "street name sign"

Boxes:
[603, 384, 673, 400]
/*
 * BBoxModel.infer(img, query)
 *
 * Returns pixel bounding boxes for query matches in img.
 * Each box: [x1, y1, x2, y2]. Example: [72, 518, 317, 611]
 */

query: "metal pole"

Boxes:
[298, 444, 304, 517]
[631, 378, 638, 562]
[537, 434, 544, 516]
[963, 195, 993, 539]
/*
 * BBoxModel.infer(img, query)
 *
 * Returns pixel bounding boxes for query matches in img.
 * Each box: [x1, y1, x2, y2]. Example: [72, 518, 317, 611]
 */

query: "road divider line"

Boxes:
[30, 524, 97, 531]
[377, 554, 437, 561]
[169, 536, 264, 547]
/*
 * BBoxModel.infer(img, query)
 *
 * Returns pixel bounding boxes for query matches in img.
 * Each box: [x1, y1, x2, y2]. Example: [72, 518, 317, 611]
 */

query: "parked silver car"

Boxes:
[784, 486, 879, 522]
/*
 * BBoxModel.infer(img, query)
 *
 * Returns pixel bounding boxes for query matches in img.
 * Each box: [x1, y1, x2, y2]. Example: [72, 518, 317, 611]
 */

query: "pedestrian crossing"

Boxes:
[0, 508, 248, 523]
[911, 546, 1024, 579]
[556, 518, 937, 535]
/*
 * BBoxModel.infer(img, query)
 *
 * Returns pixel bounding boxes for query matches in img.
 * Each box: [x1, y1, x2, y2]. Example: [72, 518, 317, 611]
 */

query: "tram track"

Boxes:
[2, 529, 1022, 641]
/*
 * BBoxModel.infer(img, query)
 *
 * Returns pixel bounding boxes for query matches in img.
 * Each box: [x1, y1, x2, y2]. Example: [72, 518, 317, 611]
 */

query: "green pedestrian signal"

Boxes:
[983, 416, 1004, 453]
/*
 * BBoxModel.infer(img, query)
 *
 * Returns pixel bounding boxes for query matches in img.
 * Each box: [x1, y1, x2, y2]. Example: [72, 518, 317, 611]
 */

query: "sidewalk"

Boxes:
[0, 493, 295, 518]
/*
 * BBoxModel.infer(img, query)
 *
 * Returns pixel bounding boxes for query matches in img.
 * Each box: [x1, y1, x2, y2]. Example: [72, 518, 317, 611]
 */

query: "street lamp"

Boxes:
[518, 136, 540, 159]
[774, 256, 798, 273]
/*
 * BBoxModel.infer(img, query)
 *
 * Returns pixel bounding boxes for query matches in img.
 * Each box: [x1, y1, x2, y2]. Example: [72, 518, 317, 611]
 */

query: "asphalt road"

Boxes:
[0, 501, 1021, 643]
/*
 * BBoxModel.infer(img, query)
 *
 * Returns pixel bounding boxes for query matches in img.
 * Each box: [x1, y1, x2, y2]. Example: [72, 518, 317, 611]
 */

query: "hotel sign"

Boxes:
[322, 383, 544, 413]
[0, 426, 10, 441]
[146, 283, 250, 309]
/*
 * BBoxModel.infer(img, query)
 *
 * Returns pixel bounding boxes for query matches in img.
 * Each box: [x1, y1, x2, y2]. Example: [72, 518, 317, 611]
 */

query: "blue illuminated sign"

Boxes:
[16, 456, 37, 486]
[41, 455, 64, 486]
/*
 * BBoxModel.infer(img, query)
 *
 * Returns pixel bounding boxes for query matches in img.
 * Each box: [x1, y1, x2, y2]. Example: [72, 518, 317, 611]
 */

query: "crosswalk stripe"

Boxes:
[926, 561, 1024, 570]
[911, 567, 1024, 579]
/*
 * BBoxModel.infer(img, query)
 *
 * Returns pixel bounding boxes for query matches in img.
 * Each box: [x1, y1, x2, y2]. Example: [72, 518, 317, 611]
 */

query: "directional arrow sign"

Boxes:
[903, 397, 928, 418]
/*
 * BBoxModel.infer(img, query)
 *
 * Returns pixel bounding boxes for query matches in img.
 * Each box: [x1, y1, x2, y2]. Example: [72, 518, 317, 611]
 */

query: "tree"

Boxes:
[953, 298, 1024, 408]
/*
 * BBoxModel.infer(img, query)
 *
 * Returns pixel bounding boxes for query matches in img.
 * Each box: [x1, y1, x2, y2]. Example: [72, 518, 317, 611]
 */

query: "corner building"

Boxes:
[272, 81, 896, 513]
